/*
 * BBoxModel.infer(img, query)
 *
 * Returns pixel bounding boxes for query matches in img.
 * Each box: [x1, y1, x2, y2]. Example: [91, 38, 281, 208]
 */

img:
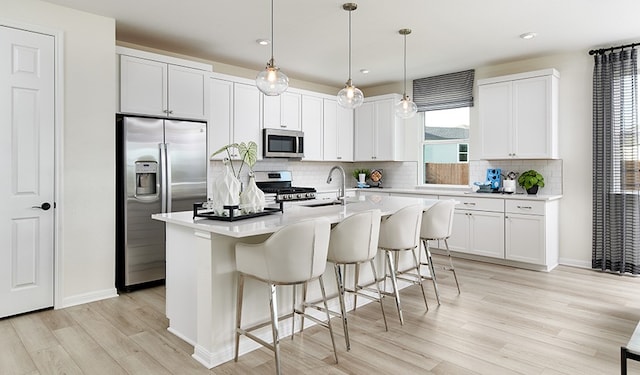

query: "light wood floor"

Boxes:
[3, 256, 640, 374]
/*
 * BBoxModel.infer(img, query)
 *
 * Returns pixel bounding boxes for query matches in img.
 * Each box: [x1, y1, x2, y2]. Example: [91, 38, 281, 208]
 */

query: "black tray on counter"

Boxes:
[193, 202, 283, 222]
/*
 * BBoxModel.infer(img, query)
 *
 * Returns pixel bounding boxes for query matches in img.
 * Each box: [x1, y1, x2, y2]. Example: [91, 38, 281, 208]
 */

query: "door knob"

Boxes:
[32, 202, 51, 211]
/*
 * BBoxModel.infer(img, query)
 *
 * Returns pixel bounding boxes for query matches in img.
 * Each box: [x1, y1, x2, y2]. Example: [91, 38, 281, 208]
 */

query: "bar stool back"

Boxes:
[234, 218, 337, 375]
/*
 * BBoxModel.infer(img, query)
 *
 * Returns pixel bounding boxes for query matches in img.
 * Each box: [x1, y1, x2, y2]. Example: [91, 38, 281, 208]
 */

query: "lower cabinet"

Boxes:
[447, 197, 505, 259]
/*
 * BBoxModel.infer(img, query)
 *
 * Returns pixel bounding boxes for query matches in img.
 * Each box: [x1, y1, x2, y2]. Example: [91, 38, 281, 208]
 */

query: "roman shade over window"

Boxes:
[413, 69, 475, 112]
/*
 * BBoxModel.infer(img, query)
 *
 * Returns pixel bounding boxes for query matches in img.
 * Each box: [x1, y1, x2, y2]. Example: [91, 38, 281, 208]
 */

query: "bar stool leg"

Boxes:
[299, 281, 309, 334]
[422, 239, 441, 305]
[333, 264, 351, 351]
[291, 284, 296, 340]
[352, 264, 359, 312]
[444, 239, 461, 293]
[268, 284, 282, 375]
[385, 250, 404, 325]
[369, 259, 388, 331]
[234, 273, 245, 362]
[410, 247, 429, 311]
[318, 276, 339, 364]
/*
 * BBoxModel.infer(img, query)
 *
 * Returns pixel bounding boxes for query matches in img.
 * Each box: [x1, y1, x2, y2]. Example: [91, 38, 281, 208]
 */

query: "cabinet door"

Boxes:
[374, 98, 396, 161]
[336, 104, 353, 161]
[469, 211, 505, 258]
[209, 78, 233, 159]
[120, 55, 167, 117]
[447, 210, 471, 254]
[281, 92, 301, 130]
[354, 101, 375, 161]
[323, 99, 339, 161]
[262, 95, 281, 129]
[478, 82, 512, 159]
[301, 95, 323, 160]
[512, 76, 552, 158]
[168, 65, 208, 120]
[233, 83, 262, 158]
[505, 213, 545, 264]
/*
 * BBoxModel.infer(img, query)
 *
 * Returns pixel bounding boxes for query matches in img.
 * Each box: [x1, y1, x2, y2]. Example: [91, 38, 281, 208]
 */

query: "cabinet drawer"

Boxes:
[505, 200, 545, 215]
[455, 196, 503, 212]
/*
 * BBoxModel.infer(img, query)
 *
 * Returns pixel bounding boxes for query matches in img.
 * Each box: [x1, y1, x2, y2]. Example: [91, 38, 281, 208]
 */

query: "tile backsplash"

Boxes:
[208, 159, 562, 196]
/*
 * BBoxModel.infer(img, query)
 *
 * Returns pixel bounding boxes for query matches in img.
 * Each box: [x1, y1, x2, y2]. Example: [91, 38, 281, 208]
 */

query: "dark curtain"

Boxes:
[413, 69, 474, 112]
[592, 48, 640, 274]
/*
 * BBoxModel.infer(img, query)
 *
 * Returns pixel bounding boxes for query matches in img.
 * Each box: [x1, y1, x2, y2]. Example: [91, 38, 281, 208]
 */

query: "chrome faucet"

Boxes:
[326, 165, 346, 205]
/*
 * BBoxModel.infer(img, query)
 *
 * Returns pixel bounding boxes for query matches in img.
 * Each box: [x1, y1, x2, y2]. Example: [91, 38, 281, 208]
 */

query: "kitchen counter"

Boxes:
[345, 187, 562, 201]
[151, 195, 438, 369]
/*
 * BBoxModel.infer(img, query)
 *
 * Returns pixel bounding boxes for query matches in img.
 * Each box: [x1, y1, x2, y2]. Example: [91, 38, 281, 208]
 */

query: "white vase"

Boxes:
[358, 173, 366, 183]
[213, 161, 241, 216]
[240, 175, 266, 214]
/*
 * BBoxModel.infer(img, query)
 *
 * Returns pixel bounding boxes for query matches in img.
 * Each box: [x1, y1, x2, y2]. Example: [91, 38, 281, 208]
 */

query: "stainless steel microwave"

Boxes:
[263, 128, 304, 158]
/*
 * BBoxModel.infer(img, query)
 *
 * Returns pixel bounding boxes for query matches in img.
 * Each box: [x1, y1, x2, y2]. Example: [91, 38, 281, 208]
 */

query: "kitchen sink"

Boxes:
[303, 199, 353, 208]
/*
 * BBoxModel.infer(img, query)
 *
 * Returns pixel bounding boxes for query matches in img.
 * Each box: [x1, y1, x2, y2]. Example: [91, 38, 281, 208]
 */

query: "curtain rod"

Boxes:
[589, 42, 640, 56]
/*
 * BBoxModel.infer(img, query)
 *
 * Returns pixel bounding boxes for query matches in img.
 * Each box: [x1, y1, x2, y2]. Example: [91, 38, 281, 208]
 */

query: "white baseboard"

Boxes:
[57, 287, 118, 309]
[558, 258, 591, 269]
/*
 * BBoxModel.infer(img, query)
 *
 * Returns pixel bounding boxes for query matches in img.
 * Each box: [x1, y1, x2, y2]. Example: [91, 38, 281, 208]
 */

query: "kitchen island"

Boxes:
[151, 194, 438, 369]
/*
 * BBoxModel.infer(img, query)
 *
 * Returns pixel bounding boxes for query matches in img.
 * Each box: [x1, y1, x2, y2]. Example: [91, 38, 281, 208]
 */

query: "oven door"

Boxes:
[263, 129, 304, 158]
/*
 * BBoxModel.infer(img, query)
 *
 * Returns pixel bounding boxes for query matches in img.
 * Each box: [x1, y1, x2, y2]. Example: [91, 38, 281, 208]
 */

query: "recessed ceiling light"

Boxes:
[360, 68, 370, 74]
[519, 32, 537, 40]
[256, 39, 271, 46]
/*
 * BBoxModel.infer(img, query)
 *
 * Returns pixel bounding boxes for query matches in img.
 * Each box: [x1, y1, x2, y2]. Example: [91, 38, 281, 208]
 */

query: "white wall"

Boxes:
[4, 0, 118, 306]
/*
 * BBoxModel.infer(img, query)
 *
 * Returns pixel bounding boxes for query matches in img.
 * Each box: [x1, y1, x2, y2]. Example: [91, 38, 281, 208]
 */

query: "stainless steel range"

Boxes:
[254, 171, 316, 202]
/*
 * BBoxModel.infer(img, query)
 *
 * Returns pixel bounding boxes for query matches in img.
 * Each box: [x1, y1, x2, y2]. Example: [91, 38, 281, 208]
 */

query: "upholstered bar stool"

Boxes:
[322, 209, 387, 351]
[419, 199, 460, 306]
[377, 204, 426, 325]
[233, 218, 338, 375]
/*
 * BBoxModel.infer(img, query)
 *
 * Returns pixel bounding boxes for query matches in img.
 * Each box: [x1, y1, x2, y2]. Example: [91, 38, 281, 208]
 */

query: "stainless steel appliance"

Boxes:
[262, 129, 304, 158]
[116, 115, 207, 291]
[254, 171, 316, 202]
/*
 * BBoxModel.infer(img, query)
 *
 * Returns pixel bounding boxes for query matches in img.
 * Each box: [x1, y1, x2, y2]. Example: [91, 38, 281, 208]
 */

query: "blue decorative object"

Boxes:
[486, 168, 502, 190]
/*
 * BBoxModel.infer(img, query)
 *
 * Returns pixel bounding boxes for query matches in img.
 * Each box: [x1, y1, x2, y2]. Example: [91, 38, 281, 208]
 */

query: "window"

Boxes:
[422, 107, 470, 185]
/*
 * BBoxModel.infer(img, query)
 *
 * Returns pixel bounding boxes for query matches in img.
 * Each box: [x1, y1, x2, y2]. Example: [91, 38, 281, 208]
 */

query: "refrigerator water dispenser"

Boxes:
[135, 161, 157, 195]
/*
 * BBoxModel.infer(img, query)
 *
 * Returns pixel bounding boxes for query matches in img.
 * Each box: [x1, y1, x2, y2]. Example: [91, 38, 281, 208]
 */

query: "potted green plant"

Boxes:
[517, 170, 545, 195]
[352, 168, 371, 184]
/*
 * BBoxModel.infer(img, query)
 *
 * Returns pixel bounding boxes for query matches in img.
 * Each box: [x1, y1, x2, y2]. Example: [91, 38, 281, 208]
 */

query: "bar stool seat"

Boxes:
[234, 218, 337, 375]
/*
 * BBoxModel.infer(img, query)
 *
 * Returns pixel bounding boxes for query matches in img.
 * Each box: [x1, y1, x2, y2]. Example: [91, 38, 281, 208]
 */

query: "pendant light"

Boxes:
[256, 0, 288, 96]
[337, 3, 364, 109]
[395, 28, 417, 119]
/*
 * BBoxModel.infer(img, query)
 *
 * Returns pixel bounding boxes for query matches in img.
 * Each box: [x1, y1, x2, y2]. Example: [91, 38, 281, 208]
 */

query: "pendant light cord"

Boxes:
[348, 8, 352, 81]
[403, 32, 407, 96]
[270, 0, 275, 61]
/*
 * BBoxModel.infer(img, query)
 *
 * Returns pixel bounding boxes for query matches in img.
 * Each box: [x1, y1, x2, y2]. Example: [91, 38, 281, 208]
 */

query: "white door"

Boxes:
[0, 26, 55, 318]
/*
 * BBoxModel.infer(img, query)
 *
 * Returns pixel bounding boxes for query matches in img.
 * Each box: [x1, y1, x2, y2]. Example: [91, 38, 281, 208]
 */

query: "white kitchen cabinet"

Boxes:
[323, 98, 353, 161]
[209, 75, 262, 160]
[262, 91, 301, 130]
[118, 47, 211, 120]
[505, 199, 558, 270]
[446, 197, 504, 259]
[354, 94, 403, 161]
[478, 69, 559, 159]
[301, 95, 324, 160]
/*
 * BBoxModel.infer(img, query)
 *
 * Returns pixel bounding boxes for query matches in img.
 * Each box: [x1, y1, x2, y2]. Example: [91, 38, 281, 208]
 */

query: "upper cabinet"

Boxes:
[209, 74, 262, 160]
[118, 46, 211, 120]
[301, 95, 324, 160]
[323, 98, 353, 162]
[478, 69, 559, 159]
[354, 94, 403, 161]
[262, 91, 301, 130]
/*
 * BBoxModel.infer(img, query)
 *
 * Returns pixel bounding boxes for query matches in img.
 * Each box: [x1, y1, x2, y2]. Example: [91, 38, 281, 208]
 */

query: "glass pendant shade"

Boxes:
[395, 94, 418, 118]
[256, 58, 289, 96]
[337, 80, 364, 109]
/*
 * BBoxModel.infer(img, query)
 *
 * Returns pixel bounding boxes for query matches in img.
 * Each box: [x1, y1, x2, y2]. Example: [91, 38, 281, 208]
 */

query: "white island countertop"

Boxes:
[152, 195, 439, 238]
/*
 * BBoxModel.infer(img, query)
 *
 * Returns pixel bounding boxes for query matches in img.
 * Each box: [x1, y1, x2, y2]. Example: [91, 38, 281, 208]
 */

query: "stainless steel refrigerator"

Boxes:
[116, 115, 207, 291]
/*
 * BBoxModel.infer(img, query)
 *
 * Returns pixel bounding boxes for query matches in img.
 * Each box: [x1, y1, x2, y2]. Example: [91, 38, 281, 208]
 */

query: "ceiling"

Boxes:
[42, 0, 640, 89]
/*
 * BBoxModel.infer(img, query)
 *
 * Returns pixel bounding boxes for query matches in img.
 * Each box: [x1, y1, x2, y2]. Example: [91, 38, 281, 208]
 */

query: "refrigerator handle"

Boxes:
[165, 143, 172, 213]
[159, 143, 167, 213]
